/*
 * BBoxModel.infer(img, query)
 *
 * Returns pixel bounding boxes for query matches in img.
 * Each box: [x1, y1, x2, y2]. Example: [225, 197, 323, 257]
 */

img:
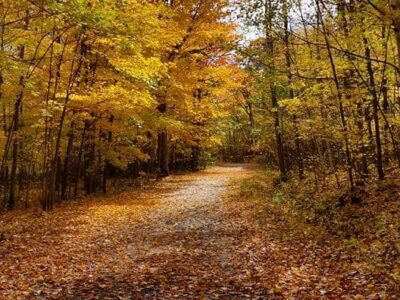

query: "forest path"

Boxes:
[2, 165, 388, 299]
[122, 164, 266, 299]
[1, 164, 275, 299]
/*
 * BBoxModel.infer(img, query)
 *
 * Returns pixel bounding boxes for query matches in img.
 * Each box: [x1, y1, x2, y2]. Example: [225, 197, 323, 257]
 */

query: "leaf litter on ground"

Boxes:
[0, 165, 399, 299]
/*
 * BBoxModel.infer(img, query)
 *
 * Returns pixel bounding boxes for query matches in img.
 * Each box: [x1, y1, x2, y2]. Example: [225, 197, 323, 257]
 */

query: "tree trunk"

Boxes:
[192, 146, 200, 171]
[265, 0, 288, 182]
[45, 37, 81, 210]
[74, 121, 88, 199]
[102, 115, 114, 193]
[316, 0, 354, 189]
[364, 37, 385, 179]
[61, 119, 75, 200]
[158, 130, 169, 177]
[157, 102, 169, 177]
[284, 2, 304, 179]
[8, 67, 25, 210]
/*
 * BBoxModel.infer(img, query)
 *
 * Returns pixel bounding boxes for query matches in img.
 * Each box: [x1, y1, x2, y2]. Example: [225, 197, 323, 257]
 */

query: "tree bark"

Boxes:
[61, 118, 75, 200]
[157, 102, 169, 177]
[284, 1, 304, 179]
[316, 0, 354, 189]
[364, 37, 385, 179]
[265, 0, 288, 181]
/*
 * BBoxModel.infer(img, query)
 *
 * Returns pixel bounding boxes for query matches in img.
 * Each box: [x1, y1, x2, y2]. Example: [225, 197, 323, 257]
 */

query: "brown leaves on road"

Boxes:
[0, 165, 264, 299]
[1, 164, 398, 299]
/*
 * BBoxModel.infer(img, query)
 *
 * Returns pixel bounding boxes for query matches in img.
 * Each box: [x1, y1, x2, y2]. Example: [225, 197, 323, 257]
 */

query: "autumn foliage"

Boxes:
[228, 0, 400, 191]
[0, 0, 243, 210]
[1, 0, 400, 298]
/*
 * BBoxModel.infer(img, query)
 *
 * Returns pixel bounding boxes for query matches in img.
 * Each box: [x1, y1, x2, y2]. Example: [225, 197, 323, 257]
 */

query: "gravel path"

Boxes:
[118, 165, 270, 299]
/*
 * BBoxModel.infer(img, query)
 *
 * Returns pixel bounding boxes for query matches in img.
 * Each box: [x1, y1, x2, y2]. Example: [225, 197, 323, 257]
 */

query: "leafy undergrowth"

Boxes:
[240, 169, 400, 298]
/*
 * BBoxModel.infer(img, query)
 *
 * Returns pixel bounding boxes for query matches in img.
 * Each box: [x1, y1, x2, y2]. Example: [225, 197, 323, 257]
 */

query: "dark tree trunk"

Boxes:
[102, 115, 114, 193]
[192, 146, 200, 171]
[316, 0, 354, 189]
[74, 121, 88, 199]
[158, 130, 169, 177]
[265, 0, 288, 182]
[364, 37, 385, 180]
[157, 102, 169, 177]
[61, 119, 75, 200]
[284, 2, 303, 179]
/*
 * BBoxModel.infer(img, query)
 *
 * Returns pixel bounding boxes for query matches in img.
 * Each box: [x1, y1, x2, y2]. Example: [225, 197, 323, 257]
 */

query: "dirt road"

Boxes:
[1, 165, 272, 299]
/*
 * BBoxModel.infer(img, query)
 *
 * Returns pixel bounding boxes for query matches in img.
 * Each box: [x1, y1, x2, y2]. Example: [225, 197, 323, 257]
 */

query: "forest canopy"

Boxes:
[0, 0, 243, 210]
[1, 0, 400, 211]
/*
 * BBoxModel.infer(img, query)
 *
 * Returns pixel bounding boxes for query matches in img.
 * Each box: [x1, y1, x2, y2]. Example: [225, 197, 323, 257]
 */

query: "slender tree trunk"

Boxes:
[102, 115, 114, 193]
[192, 146, 200, 171]
[356, 101, 369, 178]
[158, 130, 169, 177]
[364, 37, 385, 179]
[85, 116, 97, 195]
[45, 37, 81, 210]
[157, 102, 169, 177]
[316, 0, 354, 189]
[8, 51, 25, 210]
[284, 2, 304, 179]
[265, 0, 288, 181]
[74, 122, 88, 199]
[392, 0, 400, 73]
[61, 118, 75, 200]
